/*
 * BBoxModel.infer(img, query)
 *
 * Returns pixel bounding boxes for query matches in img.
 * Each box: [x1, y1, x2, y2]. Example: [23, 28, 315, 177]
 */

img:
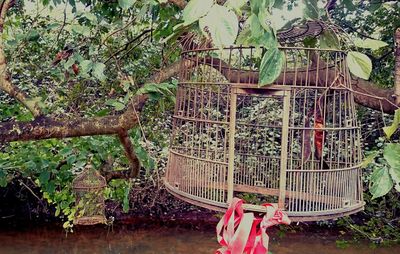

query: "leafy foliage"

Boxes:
[259, 47, 285, 85]
[347, 51, 372, 80]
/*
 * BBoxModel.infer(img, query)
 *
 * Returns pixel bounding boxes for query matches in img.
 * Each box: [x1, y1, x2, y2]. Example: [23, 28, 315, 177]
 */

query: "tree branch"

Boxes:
[185, 55, 399, 114]
[0, 0, 42, 117]
[0, 92, 149, 143]
[118, 130, 140, 178]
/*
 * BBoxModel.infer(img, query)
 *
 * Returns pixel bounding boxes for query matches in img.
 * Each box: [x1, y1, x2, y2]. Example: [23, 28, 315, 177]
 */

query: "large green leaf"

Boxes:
[354, 38, 388, 51]
[92, 62, 106, 81]
[250, 0, 274, 14]
[342, 0, 356, 11]
[79, 60, 93, 77]
[118, 0, 136, 10]
[182, 0, 213, 26]
[303, 0, 319, 20]
[346, 51, 372, 80]
[236, 26, 252, 46]
[71, 24, 91, 37]
[245, 14, 276, 48]
[199, 5, 238, 48]
[319, 31, 340, 49]
[225, 0, 247, 13]
[259, 47, 285, 86]
[370, 167, 393, 199]
[360, 151, 378, 169]
[383, 109, 400, 139]
[384, 143, 400, 192]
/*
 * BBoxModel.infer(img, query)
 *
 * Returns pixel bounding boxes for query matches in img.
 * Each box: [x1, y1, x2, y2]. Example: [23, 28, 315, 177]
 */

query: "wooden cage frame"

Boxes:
[164, 46, 364, 221]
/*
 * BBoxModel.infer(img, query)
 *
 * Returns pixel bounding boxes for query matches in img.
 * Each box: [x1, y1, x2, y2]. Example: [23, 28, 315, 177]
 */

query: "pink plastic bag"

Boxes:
[216, 198, 290, 254]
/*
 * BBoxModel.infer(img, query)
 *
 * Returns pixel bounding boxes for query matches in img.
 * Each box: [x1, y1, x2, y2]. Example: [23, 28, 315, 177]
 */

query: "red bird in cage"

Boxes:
[314, 117, 324, 160]
[314, 116, 330, 169]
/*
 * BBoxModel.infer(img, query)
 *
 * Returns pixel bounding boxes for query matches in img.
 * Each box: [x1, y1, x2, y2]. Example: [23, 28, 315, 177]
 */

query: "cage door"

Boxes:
[228, 86, 291, 209]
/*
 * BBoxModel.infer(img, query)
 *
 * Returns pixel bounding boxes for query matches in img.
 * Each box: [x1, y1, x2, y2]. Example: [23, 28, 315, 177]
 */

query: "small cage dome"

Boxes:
[164, 32, 364, 221]
[72, 165, 107, 225]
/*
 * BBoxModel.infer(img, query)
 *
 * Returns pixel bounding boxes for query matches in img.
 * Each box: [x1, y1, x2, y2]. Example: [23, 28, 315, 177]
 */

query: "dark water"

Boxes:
[0, 226, 398, 254]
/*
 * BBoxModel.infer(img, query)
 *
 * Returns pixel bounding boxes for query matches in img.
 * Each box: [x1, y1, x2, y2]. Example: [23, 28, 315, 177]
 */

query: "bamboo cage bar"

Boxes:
[164, 45, 364, 222]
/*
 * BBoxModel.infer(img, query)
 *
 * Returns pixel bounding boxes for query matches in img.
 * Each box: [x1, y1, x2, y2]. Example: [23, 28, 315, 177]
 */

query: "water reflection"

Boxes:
[0, 226, 398, 254]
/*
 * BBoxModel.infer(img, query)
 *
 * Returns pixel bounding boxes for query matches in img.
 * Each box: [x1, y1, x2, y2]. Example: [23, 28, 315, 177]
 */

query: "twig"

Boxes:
[339, 84, 400, 110]
[119, 35, 150, 60]
[99, 18, 136, 51]
[55, 1, 68, 44]
[18, 179, 42, 202]
[104, 29, 152, 63]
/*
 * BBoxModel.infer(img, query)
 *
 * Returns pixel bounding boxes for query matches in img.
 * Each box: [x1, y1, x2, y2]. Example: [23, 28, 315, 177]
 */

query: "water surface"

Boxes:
[0, 226, 398, 254]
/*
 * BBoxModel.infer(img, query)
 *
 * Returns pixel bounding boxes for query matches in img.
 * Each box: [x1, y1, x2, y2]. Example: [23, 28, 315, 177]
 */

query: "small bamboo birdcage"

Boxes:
[72, 165, 107, 225]
[164, 42, 364, 221]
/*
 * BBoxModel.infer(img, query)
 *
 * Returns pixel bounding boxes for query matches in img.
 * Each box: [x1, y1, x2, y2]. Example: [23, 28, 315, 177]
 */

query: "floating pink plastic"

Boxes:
[216, 198, 291, 254]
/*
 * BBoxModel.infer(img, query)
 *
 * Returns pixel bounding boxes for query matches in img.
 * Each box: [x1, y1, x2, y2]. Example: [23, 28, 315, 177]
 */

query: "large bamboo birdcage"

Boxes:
[164, 41, 364, 221]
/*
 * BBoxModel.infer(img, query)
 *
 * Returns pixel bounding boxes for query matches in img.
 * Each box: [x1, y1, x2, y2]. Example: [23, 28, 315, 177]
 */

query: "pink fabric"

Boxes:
[216, 198, 291, 254]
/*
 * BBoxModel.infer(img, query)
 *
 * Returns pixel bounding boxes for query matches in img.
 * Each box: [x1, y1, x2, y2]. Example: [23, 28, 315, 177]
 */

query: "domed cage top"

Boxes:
[164, 45, 364, 222]
[72, 165, 107, 225]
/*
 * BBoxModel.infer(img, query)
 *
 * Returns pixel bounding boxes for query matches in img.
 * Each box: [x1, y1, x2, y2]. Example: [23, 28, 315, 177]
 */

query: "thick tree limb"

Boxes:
[0, 106, 137, 143]
[187, 55, 399, 114]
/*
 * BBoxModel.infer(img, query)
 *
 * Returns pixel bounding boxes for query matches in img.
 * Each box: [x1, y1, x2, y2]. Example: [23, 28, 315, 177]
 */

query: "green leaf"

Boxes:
[182, 0, 213, 26]
[319, 31, 340, 49]
[92, 62, 106, 81]
[259, 47, 285, 86]
[249, 14, 264, 39]
[383, 109, 400, 139]
[303, 0, 319, 20]
[79, 60, 93, 77]
[343, 0, 356, 11]
[245, 14, 276, 48]
[236, 27, 252, 46]
[122, 182, 131, 213]
[80, 12, 97, 23]
[106, 100, 126, 111]
[118, 0, 136, 10]
[354, 38, 388, 51]
[273, 0, 284, 9]
[25, 97, 42, 113]
[39, 171, 50, 185]
[360, 151, 378, 169]
[225, 0, 247, 13]
[370, 168, 393, 199]
[64, 57, 75, 70]
[384, 143, 400, 191]
[26, 30, 40, 41]
[199, 4, 238, 48]
[250, 0, 271, 15]
[346, 51, 372, 80]
[71, 24, 91, 37]
[0, 170, 8, 187]
[258, 6, 272, 31]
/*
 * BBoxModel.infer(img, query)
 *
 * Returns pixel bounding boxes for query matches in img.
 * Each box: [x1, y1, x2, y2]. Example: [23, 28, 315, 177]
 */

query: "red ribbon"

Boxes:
[216, 198, 290, 254]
